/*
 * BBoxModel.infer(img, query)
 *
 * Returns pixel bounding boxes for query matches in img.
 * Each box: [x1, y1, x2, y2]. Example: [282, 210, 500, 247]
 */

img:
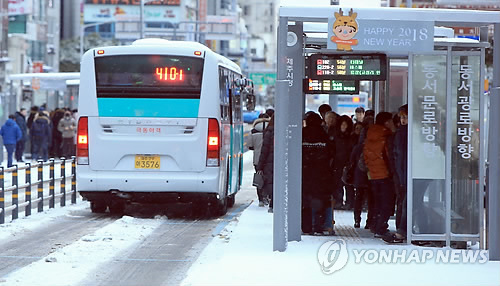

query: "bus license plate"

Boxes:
[135, 155, 160, 169]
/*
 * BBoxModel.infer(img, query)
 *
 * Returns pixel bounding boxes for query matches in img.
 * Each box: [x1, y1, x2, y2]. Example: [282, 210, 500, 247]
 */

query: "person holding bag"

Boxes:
[248, 113, 270, 207]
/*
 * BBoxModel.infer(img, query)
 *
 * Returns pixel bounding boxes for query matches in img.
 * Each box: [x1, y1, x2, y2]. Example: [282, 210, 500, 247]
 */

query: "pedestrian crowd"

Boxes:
[249, 104, 411, 243]
[1, 105, 78, 168]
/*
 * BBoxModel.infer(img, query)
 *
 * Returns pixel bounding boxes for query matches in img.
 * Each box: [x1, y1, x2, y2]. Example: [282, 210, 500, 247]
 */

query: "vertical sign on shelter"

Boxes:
[451, 54, 481, 235]
[286, 24, 303, 242]
[411, 54, 447, 234]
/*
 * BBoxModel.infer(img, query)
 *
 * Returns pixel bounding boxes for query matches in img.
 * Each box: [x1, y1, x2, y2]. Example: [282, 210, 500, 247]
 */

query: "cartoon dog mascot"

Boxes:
[330, 8, 359, 51]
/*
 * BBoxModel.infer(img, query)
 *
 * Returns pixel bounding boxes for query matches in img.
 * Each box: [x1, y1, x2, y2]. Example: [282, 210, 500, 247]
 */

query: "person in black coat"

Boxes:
[332, 115, 354, 209]
[392, 105, 408, 240]
[27, 106, 39, 156]
[50, 108, 65, 157]
[257, 114, 274, 212]
[350, 114, 375, 229]
[14, 108, 28, 162]
[31, 112, 52, 162]
[302, 112, 333, 235]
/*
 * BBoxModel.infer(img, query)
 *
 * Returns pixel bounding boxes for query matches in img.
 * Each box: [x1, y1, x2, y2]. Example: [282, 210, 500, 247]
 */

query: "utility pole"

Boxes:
[140, 0, 144, 39]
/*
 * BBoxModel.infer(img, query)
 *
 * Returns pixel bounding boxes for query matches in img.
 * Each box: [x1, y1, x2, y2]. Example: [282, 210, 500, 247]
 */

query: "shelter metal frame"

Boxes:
[275, 5, 500, 262]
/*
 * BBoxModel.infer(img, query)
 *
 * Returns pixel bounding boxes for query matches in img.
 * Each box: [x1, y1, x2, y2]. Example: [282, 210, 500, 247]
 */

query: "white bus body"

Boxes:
[77, 39, 245, 215]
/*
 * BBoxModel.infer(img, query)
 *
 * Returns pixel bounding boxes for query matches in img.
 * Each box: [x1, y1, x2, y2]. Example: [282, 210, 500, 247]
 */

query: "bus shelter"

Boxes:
[273, 5, 500, 261]
[6, 72, 80, 116]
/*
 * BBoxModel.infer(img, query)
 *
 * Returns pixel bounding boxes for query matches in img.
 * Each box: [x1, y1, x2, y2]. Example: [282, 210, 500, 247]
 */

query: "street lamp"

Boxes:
[80, 20, 114, 57]
[140, 0, 160, 39]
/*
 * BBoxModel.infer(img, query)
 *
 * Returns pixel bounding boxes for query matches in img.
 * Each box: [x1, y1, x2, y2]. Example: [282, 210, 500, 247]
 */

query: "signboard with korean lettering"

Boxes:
[303, 79, 359, 94]
[8, 0, 33, 16]
[451, 53, 481, 235]
[84, 0, 180, 5]
[84, 4, 181, 23]
[411, 54, 447, 180]
[305, 54, 387, 81]
[327, 8, 434, 53]
[249, 73, 276, 86]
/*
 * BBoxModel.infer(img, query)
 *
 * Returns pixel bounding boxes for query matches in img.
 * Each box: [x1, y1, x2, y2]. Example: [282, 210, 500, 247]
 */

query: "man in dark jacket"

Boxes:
[302, 112, 333, 235]
[257, 114, 274, 213]
[388, 105, 409, 242]
[31, 112, 52, 162]
[364, 112, 395, 237]
[332, 115, 354, 209]
[0, 115, 22, 167]
[51, 108, 65, 157]
[14, 108, 28, 162]
[27, 106, 39, 156]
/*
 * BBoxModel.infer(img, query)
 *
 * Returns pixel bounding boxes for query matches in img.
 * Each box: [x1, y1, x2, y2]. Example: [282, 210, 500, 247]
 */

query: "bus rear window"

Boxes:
[95, 55, 204, 98]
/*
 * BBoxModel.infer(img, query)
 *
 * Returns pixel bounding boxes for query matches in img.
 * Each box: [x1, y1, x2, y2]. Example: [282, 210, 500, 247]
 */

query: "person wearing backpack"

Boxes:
[31, 111, 52, 162]
[0, 115, 22, 167]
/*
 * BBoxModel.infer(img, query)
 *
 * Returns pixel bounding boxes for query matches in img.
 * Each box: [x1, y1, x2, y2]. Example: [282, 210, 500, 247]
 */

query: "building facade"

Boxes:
[6, 0, 61, 111]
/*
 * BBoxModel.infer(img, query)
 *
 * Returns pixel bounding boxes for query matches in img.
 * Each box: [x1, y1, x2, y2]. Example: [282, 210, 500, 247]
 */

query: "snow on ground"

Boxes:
[182, 201, 500, 286]
[0, 201, 89, 242]
[3, 214, 166, 286]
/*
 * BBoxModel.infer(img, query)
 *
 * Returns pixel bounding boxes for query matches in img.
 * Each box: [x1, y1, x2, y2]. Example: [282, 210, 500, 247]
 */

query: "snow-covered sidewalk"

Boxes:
[181, 202, 500, 286]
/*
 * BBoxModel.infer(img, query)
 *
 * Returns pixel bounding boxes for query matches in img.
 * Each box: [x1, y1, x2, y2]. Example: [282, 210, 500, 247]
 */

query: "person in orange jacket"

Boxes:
[363, 112, 395, 237]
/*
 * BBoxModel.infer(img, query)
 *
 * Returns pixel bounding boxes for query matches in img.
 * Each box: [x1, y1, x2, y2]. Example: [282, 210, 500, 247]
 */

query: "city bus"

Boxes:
[77, 39, 251, 216]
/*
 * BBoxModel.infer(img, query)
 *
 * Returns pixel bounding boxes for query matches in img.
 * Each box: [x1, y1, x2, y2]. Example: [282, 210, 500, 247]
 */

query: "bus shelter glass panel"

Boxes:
[411, 54, 447, 235]
[451, 54, 481, 235]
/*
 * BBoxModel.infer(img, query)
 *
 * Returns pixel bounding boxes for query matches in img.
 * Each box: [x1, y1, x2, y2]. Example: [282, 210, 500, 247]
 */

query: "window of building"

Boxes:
[243, 5, 250, 16]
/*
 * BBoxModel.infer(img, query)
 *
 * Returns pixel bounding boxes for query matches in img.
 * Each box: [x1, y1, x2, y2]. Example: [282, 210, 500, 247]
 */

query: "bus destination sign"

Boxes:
[307, 54, 387, 81]
[304, 79, 359, 94]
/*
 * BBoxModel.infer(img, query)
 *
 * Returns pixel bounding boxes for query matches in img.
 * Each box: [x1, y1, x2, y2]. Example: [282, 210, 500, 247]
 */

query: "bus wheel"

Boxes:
[213, 195, 228, 217]
[109, 200, 126, 215]
[227, 194, 235, 208]
[90, 201, 107, 213]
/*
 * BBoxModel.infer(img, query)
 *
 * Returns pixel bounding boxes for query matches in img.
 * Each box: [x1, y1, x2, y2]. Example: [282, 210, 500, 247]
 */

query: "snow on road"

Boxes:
[2, 214, 165, 286]
[0, 201, 89, 242]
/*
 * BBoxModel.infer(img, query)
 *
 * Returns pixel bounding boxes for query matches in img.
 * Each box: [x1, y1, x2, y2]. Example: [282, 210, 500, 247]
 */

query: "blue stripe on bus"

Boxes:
[97, 98, 200, 117]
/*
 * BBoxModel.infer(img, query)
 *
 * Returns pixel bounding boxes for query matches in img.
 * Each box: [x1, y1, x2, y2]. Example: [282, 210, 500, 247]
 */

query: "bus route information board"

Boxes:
[306, 54, 387, 81]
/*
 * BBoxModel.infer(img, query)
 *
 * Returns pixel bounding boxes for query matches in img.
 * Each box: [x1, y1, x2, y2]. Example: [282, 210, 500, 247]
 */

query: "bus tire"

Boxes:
[109, 200, 126, 215]
[227, 194, 235, 208]
[215, 195, 228, 216]
[212, 164, 229, 216]
[90, 201, 107, 213]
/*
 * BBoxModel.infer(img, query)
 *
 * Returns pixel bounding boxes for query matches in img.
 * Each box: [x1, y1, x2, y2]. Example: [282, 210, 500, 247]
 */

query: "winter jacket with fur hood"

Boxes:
[0, 119, 22, 145]
[248, 118, 270, 166]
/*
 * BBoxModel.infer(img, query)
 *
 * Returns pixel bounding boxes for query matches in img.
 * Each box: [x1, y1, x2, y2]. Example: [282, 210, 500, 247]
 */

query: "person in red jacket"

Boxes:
[363, 112, 395, 237]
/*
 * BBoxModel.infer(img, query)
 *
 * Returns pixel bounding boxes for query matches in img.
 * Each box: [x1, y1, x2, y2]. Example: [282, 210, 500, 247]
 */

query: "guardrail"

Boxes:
[0, 157, 77, 224]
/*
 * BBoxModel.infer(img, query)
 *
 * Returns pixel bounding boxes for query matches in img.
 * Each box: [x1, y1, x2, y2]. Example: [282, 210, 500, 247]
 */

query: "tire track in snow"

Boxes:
[2, 215, 166, 286]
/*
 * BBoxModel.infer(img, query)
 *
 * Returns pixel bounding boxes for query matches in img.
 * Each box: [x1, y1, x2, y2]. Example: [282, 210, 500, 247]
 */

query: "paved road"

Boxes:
[0, 153, 256, 286]
[77, 157, 256, 286]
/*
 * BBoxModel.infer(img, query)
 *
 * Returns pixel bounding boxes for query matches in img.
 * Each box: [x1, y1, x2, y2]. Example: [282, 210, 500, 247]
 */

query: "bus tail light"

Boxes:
[77, 117, 89, 165]
[206, 118, 220, 167]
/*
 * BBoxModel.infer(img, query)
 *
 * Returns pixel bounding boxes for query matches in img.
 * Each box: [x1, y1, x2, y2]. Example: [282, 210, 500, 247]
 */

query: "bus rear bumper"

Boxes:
[76, 166, 221, 202]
